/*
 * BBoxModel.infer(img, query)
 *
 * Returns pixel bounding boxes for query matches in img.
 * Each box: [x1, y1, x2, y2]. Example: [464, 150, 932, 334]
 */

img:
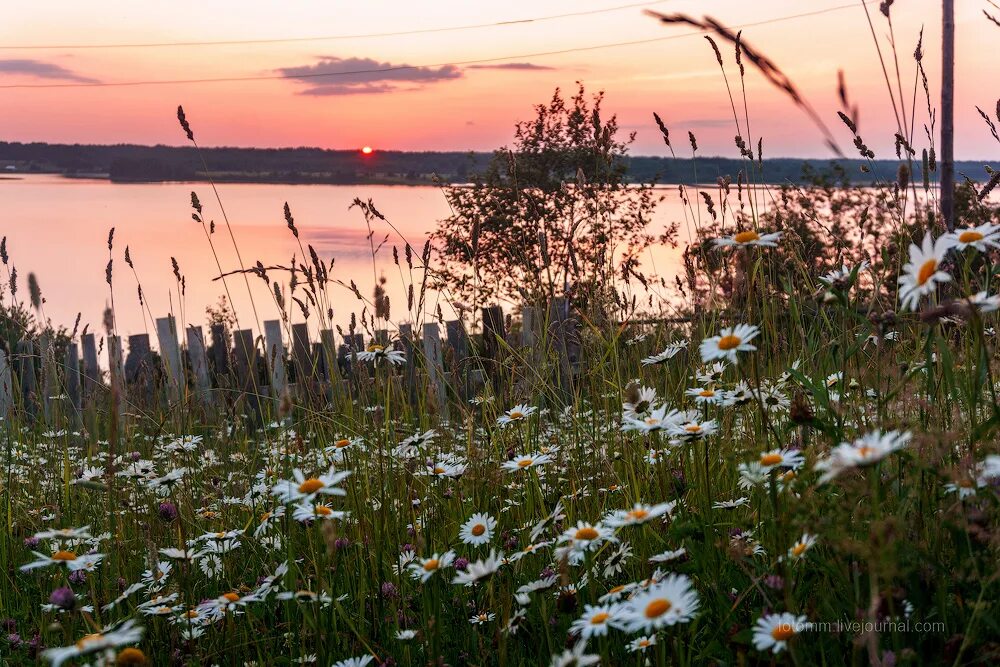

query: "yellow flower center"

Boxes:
[699, 390, 715, 397]
[958, 230, 984, 243]
[917, 259, 938, 285]
[771, 623, 796, 641]
[590, 612, 610, 624]
[517, 458, 533, 468]
[792, 543, 807, 557]
[734, 231, 760, 244]
[185, 610, 200, 618]
[857, 446, 874, 458]
[222, 592, 240, 602]
[423, 559, 440, 571]
[52, 550, 77, 561]
[298, 478, 325, 493]
[260, 512, 272, 523]
[760, 453, 783, 466]
[645, 598, 672, 618]
[471, 524, 486, 537]
[609, 585, 626, 594]
[717, 335, 742, 350]
[315, 506, 333, 516]
[335, 438, 351, 448]
[433, 466, 446, 474]
[509, 411, 524, 420]
[76, 633, 104, 648]
[685, 424, 702, 433]
[575, 526, 600, 540]
[626, 509, 649, 521]
[367, 344, 384, 352]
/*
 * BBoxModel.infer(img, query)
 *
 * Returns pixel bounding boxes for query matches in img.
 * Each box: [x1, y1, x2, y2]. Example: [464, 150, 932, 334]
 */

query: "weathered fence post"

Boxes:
[422, 323, 448, 419]
[0, 348, 12, 420]
[81, 333, 100, 406]
[398, 324, 418, 405]
[39, 334, 58, 424]
[549, 297, 575, 403]
[233, 329, 262, 427]
[156, 316, 183, 405]
[187, 326, 212, 410]
[209, 324, 229, 376]
[319, 329, 343, 403]
[446, 319, 470, 401]
[64, 343, 81, 426]
[292, 323, 315, 402]
[482, 305, 506, 393]
[126, 334, 154, 407]
[15, 340, 37, 421]
[263, 320, 287, 412]
[108, 335, 125, 420]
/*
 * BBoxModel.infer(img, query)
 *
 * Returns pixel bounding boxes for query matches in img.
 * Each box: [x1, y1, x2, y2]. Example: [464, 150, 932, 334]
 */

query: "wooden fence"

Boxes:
[0, 300, 583, 428]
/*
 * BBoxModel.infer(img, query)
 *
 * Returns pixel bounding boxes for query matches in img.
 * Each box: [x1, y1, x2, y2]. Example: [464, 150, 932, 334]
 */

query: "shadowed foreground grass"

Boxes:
[2, 237, 1000, 666]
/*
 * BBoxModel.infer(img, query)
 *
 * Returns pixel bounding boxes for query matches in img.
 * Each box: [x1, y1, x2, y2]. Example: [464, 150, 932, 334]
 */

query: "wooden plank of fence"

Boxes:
[446, 319, 470, 401]
[233, 329, 262, 426]
[319, 329, 343, 402]
[422, 323, 448, 418]
[0, 348, 12, 419]
[263, 320, 287, 406]
[126, 334, 154, 406]
[210, 324, 229, 377]
[482, 305, 506, 392]
[398, 324, 418, 404]
[15, 340, 37, 421]
[187, 326, 212, 409]
[81, 333, 100, 400]
[156, 316, 183, 404]
[39, 334, 57, 424]
[108, 335, 125, 418]
[64, 343, 81, 423]
[549, 297, 575, 402]
[521, 306, 539, 349]
[292, 323, 315, 400]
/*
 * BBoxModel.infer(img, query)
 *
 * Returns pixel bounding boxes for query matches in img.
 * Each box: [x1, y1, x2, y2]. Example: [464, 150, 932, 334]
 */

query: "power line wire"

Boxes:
[0, 2, 864, 90]
[0, 1, 670, 50]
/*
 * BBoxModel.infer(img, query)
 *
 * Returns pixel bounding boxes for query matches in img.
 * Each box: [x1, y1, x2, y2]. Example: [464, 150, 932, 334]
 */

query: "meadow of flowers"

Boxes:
[2, 217, 1000, 667]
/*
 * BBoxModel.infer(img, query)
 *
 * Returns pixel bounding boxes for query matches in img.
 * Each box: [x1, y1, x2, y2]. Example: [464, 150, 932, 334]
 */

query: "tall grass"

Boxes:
[1, 6, 1000, 667]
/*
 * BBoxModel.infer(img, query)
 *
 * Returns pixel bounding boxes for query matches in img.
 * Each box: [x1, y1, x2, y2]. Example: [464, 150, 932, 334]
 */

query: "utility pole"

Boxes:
[941, 0, 956, 231]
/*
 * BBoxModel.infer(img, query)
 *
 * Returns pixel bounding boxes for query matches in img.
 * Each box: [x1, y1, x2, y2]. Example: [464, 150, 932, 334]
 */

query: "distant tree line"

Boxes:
[0, 140, 982, 186]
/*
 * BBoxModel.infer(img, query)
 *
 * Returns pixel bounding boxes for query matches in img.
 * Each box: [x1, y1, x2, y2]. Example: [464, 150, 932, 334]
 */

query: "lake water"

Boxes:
[2, 174, 699, 345]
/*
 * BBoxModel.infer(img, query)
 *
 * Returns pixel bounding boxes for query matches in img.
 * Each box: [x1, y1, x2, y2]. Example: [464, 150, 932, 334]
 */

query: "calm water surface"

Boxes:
[3, 174, 693, 346]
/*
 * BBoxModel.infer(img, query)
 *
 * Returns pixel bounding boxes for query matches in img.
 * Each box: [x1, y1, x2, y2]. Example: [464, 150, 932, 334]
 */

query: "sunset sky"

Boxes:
[1, 0, 998, 158]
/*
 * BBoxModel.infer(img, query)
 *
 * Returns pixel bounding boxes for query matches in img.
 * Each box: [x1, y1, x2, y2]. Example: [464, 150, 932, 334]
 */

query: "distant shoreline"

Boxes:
[1, 140, 993, 187]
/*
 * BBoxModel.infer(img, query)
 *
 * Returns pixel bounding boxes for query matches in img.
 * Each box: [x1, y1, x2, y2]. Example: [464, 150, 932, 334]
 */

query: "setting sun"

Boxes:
[361, 146, 374, 155]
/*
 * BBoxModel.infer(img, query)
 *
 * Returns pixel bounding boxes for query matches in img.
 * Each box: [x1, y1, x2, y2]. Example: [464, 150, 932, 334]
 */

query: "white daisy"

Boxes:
[898, 232, 951, 311]
[752, 612, 810, 654]
[699, 324, 760, 363]
[620, 573, 700, 632]
[459, 513, 497, 545]
[713, 230, 783, 247]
